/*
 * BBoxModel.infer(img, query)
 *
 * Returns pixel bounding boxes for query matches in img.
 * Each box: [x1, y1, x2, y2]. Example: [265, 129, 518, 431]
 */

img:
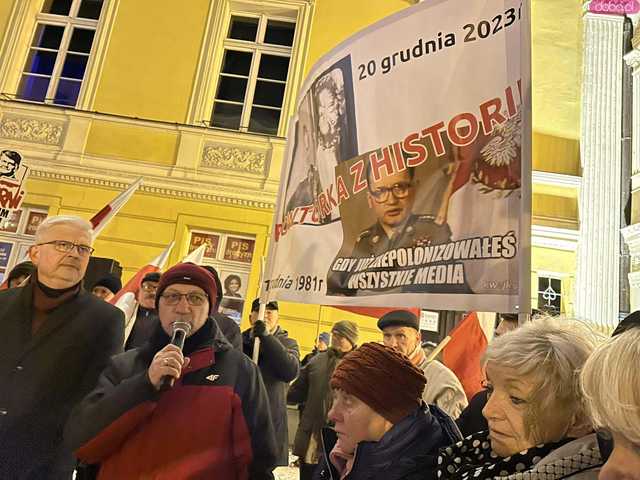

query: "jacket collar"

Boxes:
[320, 405, 461, 479]
[12, 278, 92, 356]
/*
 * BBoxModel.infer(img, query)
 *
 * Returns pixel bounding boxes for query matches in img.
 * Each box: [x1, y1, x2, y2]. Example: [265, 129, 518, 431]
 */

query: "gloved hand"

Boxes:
[252, 320, 269, 338]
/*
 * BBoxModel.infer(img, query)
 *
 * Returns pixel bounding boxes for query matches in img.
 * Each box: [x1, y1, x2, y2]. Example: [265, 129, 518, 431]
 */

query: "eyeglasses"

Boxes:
[141, 283, 158, 293]
[160, 292, 208, 306]
[369, 182, 413, 203]
[37, 240, 94, 257]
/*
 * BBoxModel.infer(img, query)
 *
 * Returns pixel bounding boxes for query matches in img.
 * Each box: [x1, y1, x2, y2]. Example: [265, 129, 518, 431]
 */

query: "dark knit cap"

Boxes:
[142, 272, 161, 284]
[318, 332, 330, 345]
[377, 310, 420, 331]
[92, 274, 122, 294]
[251, 298, 278, 312]
[330, 342, 426, 424]
[331, 320, 359, 347]
[7, 261, 35, 283]
[155, 263, 219, 314]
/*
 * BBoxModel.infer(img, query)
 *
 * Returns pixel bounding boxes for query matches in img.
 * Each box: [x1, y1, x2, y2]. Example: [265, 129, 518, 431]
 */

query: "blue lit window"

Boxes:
[17, 0, 103, 107]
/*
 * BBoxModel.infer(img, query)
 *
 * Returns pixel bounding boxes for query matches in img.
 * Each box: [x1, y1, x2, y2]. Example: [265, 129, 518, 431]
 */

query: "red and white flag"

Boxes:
[111, 242, 174, 316]
[182, 244, 207, 265]
[442, 312, 490, 400]
[90, 177, 143, 239]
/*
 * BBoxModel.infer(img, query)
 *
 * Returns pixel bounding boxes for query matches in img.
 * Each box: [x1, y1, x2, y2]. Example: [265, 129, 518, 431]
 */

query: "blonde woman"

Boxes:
[581, 327, 640, 479]
[438, 316, 603, 479]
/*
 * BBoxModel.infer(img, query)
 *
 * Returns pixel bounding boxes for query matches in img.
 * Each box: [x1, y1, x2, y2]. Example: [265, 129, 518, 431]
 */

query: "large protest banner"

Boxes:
[265, 0, 532, 313]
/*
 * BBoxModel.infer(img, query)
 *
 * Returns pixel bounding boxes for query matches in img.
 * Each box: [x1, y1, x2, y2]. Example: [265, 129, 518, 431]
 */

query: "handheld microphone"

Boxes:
[159, 321, 192, 391]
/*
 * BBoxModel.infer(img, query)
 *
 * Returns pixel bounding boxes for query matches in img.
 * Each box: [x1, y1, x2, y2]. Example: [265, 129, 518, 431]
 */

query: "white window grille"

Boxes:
[16, 0, 103, 107]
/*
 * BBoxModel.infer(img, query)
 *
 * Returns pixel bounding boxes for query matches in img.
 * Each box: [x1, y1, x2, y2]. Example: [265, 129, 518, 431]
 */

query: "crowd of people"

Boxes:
[0, 214, 638, 479]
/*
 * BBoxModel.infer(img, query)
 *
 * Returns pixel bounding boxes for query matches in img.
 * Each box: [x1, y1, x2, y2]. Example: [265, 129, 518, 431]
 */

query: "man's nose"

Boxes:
[175, 296, 191, 310]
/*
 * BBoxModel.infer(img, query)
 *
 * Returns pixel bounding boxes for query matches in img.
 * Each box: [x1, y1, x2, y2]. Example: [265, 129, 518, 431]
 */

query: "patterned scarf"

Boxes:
[436, 431, 601, 480]
[409, 343, 427, 367]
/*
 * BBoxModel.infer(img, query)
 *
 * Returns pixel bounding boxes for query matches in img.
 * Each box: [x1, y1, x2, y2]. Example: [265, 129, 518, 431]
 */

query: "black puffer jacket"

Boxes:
[314, 405, 461, 480]
[243, 326, 300, 465]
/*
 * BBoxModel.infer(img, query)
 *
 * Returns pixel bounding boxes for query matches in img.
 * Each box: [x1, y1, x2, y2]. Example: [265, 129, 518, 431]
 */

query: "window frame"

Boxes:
[211, 13, 295, 135]
[536, 273, 563, 314]
[0, 0, 118, 110]
[187, 0, 314, 138]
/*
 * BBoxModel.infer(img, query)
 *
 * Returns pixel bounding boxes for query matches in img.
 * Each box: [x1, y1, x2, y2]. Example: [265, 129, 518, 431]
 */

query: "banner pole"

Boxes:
[426, 335, 451, 363]
[252, 257, 267, 364]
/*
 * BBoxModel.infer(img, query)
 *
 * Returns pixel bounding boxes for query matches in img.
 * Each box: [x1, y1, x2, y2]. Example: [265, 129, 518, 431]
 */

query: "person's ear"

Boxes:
[367, 193, 374, 209]
[28, 245, 39, 264]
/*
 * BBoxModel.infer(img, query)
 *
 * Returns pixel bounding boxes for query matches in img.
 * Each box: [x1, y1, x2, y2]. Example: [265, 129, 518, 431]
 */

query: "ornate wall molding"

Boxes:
[0, 114, 65, 145]
[201, 144, 267, 175]
[29, 168, 276, 210]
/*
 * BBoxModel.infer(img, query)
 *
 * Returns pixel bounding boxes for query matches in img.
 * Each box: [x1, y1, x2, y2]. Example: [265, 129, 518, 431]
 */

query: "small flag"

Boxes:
[110, 242, 174, 307]
[90, 177, 143, 239]
[442, 312, 489, 400]
[182, 244, 207, 264]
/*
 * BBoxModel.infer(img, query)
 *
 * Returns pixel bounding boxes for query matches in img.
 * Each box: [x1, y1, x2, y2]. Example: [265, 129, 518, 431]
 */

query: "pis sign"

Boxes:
[588, 0, 640, 15]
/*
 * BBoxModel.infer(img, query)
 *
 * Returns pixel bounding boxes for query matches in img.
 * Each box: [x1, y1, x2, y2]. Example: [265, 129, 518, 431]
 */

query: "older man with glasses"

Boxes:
[0, 215, 124, 480]
[66, 263, 277, 479]
[352, 166, 451, 258]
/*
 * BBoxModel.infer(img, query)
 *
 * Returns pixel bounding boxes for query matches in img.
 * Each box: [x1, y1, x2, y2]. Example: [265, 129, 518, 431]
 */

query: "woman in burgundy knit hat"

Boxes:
[313, 342, 461, 480]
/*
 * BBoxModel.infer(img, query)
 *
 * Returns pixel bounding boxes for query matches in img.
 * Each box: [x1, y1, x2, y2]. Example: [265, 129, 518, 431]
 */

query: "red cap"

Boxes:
[155, 263, 219, 314]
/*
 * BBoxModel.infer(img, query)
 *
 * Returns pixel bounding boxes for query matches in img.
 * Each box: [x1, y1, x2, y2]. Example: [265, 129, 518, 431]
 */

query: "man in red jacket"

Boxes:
[65, 263, 277, 479]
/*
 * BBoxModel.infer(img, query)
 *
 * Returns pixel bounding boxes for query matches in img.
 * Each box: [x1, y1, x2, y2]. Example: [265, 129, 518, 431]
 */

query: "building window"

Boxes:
[16, 0, 103, 107]
[188, 230, 256, 325]
[537, 276, 562, 314]
[210, 14, 296, 135]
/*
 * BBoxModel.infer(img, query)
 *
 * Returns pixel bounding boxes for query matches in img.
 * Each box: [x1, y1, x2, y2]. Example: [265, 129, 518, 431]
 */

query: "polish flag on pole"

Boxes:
[110, 242, 174, 319]
[181, 244, 207, 264]
[442, 312, 490, 400]
[90, 177, 144, 239]
[1, 177, 144, 291]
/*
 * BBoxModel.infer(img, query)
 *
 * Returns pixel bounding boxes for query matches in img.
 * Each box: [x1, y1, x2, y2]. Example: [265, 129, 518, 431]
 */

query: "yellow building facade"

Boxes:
[0, 0, 583, 354]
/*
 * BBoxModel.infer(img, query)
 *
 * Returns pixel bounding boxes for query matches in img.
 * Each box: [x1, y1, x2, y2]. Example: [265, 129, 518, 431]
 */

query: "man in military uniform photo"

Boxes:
[352, 166, 451, 257]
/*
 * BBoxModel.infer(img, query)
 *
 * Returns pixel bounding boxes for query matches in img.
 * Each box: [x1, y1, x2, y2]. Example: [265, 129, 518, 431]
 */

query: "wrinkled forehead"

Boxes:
[41, 224, 92, 244]
[371, 169, 412, 189]
[485, 361, 537, 395]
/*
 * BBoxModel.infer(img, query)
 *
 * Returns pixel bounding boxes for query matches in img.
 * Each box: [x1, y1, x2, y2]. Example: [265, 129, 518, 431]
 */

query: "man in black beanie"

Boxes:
[91, 274, 122, 302]
[125, 271, 161, 350]
[243, 299, 300, 478]
[378, 310, 467, 419]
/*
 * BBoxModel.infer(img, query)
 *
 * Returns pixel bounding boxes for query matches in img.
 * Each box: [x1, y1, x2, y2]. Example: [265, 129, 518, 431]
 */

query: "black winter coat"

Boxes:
[213, 311, 242, 350]
[0, 283, 124, 480]
[287, 348, 344, 459]
[243, 326, 300, 465]
[314, 405, 462, 480]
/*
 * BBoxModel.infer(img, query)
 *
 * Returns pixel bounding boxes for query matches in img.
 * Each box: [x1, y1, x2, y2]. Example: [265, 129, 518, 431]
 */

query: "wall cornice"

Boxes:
[29, 168, 276, 210]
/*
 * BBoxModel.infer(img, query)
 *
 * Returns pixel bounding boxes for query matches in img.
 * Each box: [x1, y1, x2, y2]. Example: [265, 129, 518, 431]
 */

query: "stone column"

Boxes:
[574, 11, 625, 327]
[622, 31, 640, 312]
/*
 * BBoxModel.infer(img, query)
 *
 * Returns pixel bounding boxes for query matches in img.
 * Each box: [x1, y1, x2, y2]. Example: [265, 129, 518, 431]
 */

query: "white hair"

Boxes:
[581, 327, 640, 446]
[483, 315, 604, 442]
[34, 215, 94, 243]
